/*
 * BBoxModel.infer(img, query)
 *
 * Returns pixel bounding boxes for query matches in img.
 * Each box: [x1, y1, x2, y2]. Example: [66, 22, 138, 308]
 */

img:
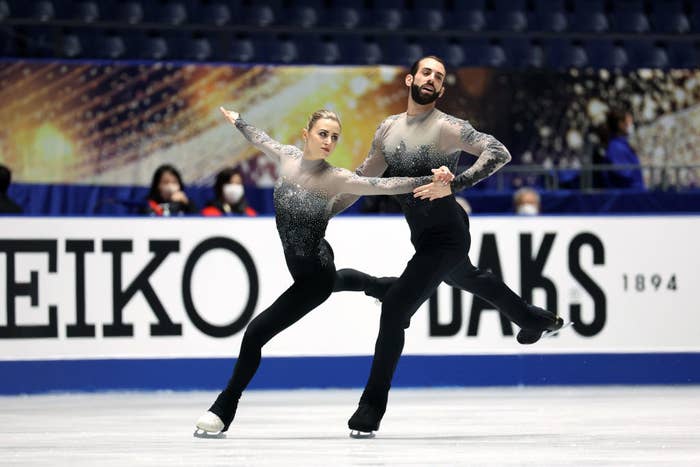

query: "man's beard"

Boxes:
[411, 83, 440, 105]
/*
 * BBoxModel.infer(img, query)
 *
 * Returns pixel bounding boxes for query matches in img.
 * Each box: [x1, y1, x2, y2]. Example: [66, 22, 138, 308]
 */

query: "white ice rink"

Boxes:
[2, 386, 700, 466]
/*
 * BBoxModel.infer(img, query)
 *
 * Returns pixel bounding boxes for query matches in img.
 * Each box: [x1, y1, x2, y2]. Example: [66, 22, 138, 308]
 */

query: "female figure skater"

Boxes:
[194, 107, 452, 437]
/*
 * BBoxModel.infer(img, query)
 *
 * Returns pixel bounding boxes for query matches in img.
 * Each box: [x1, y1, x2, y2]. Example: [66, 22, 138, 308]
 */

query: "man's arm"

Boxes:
[441, 116, 511, 192]
[330, 118, 392, 215]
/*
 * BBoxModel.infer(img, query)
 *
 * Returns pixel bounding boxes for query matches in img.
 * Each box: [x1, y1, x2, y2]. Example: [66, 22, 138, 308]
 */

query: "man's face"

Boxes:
[407, 58, 446, 105]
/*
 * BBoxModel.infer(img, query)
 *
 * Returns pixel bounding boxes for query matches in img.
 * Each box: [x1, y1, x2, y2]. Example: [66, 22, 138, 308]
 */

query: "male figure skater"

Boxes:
[333, 56, 563, 436]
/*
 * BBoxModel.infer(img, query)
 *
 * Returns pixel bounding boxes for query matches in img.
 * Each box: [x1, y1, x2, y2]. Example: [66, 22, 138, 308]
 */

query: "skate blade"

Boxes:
[349, 430, 375, 439]
[542, 321, 573, 339]
[193, 428, 226, 439]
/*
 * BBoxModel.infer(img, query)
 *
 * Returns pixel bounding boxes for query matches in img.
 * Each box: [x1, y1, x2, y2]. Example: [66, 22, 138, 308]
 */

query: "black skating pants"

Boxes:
[217, 248, 336, 403]
[357, 202, 540, 411]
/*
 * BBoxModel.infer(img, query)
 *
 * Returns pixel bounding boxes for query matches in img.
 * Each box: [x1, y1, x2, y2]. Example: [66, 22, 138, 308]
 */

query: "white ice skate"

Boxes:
[193, 411, 226, 439]
[541, 321, 573, 339]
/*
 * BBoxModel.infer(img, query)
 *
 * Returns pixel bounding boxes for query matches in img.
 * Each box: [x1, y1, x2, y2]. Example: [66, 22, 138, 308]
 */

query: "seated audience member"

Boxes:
[201, 167, 257, 217]
[0, 164, 23, 214]
[600, 108, 645, 189]
[513, 187, 541, 215]
[143, 164, 197, 216]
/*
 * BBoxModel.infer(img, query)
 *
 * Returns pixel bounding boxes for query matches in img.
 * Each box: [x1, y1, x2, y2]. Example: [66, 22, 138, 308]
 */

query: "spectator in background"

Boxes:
[513, 187, 541, 215]
[0, 164, 23, 214]
[201, 167, 258, 217]
[599, 108, 645, 189]
[143, 164, 197, 216]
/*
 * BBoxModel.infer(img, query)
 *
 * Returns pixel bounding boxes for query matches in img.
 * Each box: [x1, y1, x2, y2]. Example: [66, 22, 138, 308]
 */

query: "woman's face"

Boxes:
[158, 171, 180, 201]
[619, 113, 634, 135]
[303, 118, 341, 160]
[223, 173, 245, 205]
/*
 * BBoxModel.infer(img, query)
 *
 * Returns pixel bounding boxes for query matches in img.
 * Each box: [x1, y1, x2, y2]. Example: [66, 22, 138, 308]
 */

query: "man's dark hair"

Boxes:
[409, 55, 446, 77]
[0, 164, 11, 194]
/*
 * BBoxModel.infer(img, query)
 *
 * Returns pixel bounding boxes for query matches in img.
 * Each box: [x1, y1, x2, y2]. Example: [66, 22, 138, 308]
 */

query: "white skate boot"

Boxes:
[193, 411, 226, 439]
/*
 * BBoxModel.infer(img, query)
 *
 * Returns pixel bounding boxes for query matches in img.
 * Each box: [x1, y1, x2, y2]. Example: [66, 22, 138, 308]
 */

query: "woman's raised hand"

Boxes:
[220, 107, 240, 125]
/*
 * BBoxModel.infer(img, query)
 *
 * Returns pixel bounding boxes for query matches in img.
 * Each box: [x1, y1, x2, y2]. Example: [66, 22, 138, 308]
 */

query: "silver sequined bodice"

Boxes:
[233, 118, 431, 265]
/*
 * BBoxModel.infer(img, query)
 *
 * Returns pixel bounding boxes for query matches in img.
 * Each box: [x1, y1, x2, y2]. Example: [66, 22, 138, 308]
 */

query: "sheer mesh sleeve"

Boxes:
[440, 115, 511, 192]
[331, 168, 431, 197]
[330, 117, 394, 215]
[235, 117, 299, 163]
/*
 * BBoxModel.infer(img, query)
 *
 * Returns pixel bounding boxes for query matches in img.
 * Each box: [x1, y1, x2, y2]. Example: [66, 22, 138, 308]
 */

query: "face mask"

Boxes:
[627, 123, 635, 135]
[162, 182, 180, 197]
[516, 204, 539, 215]
[223, 183, 244, 204]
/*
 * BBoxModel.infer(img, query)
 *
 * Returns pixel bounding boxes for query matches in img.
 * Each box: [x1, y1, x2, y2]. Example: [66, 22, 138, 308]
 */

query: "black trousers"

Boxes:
[356, 199, 541, 411]
[214, 246, 336, 412]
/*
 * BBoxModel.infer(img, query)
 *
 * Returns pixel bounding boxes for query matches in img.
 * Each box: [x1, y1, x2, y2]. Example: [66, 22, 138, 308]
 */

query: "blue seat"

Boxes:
[253, 34, 299, 64]
[692, 8, 700, 32]
[432, 39, 466, 68]
[378, 37, 423, 66]
[503, 38, 545, 69]
[650, 0, 690, 34]
[70, 1, 100, 23]
[139, 33, 170, 60]
[569, 0, 608, 32]
[8, 0, 56, 20]
[110, 1, 144, 25]
[491, 0, 528, 32]
[59, 28, 103, 58]
[546, 40, 588, 69]
[229, 35, 256, 63]
[371, 0, 405, 31]
[95, 33, 127, 59]
[667, 41, 699, 69]
[150, 1, 188, 26]
[183, 34, 213, 61]
[296, 35, 341, 65]
[627, 40, 669, 69]
[18, 26, 58, 57]
[531, 0, 568, 32]
[339, 37, 382, 65]
[327, 0, 364, 30]
[281, 0, 322, 29]
[191, 1, 236, 26]
[462, 39, 507, 67]
[0, 1, 9, 21]
[408, 2, 447, 31]
[585, 39, 628, 69]
[33, 0, 56, 21]
[362, 41, 383, 65]
[243, 1, 281, 27]
[610, 0, 649, 33]
[449, 0, 487, 32]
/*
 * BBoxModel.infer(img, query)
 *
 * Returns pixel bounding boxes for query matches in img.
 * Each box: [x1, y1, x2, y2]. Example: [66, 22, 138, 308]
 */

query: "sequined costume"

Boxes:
[333, 108, 561, 432]
[206, 118, 432, 431]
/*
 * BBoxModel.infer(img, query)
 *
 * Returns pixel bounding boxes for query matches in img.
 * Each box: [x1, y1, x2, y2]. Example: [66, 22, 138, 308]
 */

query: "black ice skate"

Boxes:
[193, 398, 238, 438]
[516, 306, 566, 345]
[348, 404, 383, 438]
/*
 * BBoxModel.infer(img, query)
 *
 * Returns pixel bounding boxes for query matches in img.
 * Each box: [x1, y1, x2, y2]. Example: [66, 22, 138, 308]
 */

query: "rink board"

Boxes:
[1, 216, 699, 393]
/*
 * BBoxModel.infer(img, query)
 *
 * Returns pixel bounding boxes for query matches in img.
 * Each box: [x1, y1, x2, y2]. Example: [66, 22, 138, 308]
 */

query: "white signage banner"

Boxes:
[0, 216, 698, 360]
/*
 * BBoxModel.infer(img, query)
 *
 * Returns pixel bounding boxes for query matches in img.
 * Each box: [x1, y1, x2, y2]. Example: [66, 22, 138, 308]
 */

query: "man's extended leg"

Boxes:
[444, 258, 563, 343]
